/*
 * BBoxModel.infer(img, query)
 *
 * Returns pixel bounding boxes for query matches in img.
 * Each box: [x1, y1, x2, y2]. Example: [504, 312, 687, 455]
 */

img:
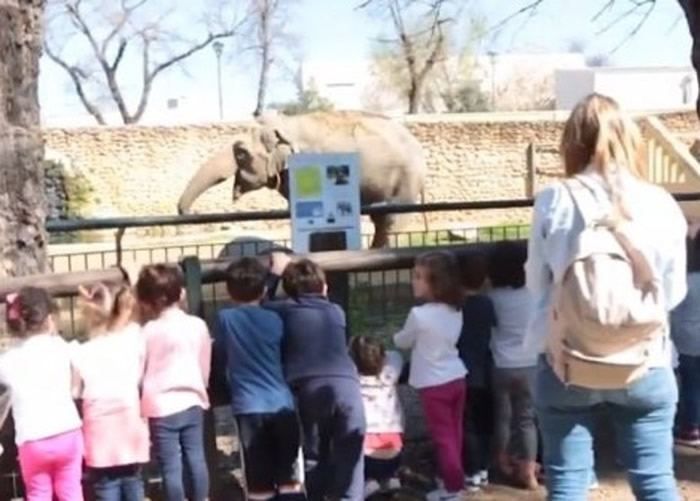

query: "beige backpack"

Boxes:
[546, 176, 667, 390]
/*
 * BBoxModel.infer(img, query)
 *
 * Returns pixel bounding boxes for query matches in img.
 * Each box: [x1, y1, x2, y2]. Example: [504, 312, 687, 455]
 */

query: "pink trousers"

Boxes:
[18, 429, 84, 501]
[419, 378, 467, 493]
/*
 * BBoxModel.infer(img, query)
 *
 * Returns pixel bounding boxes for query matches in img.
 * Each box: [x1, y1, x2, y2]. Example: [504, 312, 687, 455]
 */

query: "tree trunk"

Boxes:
[254, 49, 270, 117]
[408, 80, 421, 114]
[0, 0, 48, 277]
[678, 0, 700, 118]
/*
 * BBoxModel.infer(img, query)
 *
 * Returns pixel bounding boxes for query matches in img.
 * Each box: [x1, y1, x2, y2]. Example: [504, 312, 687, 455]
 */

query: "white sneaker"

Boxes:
[383, 477, 401, 490]
[464, 474, 481, 492]
[364, 479, 381, 499]
[426, 488, 466, 501]
[479, 470, 489, 486]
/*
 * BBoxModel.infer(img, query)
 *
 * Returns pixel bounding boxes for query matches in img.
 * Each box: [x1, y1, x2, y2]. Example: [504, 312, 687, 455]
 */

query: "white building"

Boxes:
[555, 66, 697, 111]
[301, 52, 587, 113]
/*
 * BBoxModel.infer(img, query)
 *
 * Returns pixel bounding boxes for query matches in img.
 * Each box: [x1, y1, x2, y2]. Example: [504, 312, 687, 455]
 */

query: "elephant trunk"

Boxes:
[177, 147, 236, 215]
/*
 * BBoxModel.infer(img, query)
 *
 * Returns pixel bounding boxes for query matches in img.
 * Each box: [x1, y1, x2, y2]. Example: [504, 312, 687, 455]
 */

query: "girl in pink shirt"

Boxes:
[72, 283, 149, 501]
[136, 264, 212, 501]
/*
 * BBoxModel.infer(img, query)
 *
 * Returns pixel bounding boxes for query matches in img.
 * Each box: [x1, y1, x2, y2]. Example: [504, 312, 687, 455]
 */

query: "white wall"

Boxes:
[555, 67, 697, 111]
[555, 70, 595, 110]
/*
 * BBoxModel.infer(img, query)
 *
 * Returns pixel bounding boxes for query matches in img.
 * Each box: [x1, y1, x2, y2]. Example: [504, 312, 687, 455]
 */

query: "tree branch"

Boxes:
[43, 43, 107, 125]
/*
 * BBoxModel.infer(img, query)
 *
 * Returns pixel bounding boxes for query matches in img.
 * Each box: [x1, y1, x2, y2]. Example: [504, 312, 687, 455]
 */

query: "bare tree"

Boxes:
[43, 0, 247, 125]
[500, 0, 700, 116]
[358, 0, 462, 114]
[248, 0, 298, 117]
[0, 0, 48, 275]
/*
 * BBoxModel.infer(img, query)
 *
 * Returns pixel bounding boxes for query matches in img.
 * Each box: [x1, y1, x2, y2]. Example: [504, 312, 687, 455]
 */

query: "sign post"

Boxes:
[287, 153, 361, 337]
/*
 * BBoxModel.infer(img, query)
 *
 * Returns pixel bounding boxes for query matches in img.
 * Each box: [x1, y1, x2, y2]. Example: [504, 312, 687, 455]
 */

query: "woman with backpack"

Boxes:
[524, 93, 687, 501]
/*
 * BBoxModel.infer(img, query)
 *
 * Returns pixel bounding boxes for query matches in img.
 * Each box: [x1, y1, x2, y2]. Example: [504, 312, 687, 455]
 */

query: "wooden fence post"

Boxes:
[180, 256, 221, 499]
[526, 143, 537, 198]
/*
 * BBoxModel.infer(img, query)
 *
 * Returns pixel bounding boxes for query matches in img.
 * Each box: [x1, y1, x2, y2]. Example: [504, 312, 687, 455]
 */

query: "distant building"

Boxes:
[555, 66, 698, 111]
[301, 52, 587, 113]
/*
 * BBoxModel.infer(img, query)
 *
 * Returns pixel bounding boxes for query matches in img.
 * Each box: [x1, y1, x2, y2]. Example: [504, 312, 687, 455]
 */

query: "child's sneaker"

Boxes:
[675, 428, 700, 447]
[464, 474, 481, 492]
[382, 477, 401, 490]
[479, 470, 489, 487]
[364, 479, 381, 499]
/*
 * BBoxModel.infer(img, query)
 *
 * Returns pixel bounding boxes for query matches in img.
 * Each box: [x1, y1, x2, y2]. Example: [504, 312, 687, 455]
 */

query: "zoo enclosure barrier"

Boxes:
[1, 193, 700, 498]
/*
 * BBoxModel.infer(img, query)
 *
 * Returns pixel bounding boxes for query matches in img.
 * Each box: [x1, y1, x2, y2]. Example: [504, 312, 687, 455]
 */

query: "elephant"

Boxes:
[177, 111, 428, 248]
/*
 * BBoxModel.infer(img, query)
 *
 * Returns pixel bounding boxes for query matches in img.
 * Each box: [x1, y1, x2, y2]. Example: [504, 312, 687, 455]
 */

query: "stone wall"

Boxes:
[42, 110, 699, 237]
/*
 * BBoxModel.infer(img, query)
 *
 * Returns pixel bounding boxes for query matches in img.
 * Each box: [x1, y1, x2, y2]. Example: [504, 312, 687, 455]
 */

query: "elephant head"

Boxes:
[177, 122, 295, 215]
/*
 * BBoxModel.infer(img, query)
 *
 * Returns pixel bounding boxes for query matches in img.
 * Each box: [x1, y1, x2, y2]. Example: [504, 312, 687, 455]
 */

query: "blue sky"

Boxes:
[40, 0, 692, 123]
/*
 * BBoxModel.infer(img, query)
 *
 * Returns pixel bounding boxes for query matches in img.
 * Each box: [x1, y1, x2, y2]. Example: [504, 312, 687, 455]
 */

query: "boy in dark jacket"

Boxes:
[265, 253, 366, 501]
[457, 252, 496, 491]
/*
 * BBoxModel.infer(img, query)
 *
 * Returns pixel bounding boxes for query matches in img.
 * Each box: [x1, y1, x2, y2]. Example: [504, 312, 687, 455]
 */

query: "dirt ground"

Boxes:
[210, 405, 700, 501]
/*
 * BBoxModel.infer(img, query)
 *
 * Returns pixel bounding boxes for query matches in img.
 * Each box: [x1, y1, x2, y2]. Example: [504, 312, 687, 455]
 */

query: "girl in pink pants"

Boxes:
[0, 287, 83, 501]
[394, 252, 467, 501]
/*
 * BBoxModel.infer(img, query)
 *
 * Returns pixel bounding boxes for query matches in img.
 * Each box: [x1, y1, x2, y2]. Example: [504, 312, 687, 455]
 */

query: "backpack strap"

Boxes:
[563, 176, 605, 227]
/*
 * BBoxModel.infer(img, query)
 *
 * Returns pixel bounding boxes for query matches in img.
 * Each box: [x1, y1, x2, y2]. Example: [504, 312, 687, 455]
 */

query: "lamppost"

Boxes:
[487, 50, 497, 111]
[213, 41, 224, 120]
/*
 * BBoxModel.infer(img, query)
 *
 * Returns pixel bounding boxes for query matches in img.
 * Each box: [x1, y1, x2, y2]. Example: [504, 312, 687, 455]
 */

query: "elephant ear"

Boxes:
[232, 140, 253, 170]
[256, 115, 298, 153]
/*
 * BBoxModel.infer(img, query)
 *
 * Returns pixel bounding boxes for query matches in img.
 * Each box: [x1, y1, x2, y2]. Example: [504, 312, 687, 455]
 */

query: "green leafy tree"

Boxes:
[270, 79, 334, 116]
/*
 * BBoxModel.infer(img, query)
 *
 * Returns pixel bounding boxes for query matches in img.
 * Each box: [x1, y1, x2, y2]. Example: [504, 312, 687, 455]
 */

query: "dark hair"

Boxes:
[349, 336, 385, 376]
[688, 234, 700, 273]
[282, 259, 326, 298]
[135, 264, 184, 314]
[225, 257, 268, 302]
[414, 251, 462, 308]
[6, 287, 56, 336]
[488, 241, 527, 288]
[458, 251, 488, 291]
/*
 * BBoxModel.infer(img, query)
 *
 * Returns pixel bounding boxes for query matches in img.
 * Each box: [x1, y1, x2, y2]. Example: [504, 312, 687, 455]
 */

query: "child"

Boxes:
[215, 257, 305, 500]
[393, 251, 467, 501]
[72, 283, 149, 501]
[266, 254, 366, 501]
[136, 264, 212, 501]
[349, 336, 405, 498]
[488, 242, 538, 490]
[0, 287, 83, 501]
[671, 223, 700, 446]
[456, 252, 496, 491]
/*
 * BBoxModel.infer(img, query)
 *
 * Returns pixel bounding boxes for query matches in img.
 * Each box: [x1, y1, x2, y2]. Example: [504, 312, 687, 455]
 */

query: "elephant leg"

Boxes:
[370, 214, 393, 248]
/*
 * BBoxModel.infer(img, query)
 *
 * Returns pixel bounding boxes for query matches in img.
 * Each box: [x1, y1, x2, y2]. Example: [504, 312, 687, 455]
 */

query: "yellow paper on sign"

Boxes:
[295, 166, 322, 199]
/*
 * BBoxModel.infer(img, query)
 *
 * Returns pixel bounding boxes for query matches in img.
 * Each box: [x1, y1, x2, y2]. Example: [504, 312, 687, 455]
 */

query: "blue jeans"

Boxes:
[678, 354, 700, 429]
[535, 357, 679, 501]
[90, 465, 144, 501]
[149, 406, 209, 501]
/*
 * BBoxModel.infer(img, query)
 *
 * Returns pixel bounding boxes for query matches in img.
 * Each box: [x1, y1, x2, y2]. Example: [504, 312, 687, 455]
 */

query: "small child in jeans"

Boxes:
[456, 252, 496, 491]
[349, 336, 405, 498]
[394, 251, 467, 501]
[137, 264, 212, 501]
[215, 257, 305, 500]
[0, 287, 83, 501]
[671, 224, 700, 446]
[266, 253, 366, 501]
[72, 283, 149, 501]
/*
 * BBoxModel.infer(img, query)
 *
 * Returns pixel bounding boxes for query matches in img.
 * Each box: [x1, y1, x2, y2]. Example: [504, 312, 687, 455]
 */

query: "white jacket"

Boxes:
[394, 303, 466, 389]
[359, 351, 405, 435]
